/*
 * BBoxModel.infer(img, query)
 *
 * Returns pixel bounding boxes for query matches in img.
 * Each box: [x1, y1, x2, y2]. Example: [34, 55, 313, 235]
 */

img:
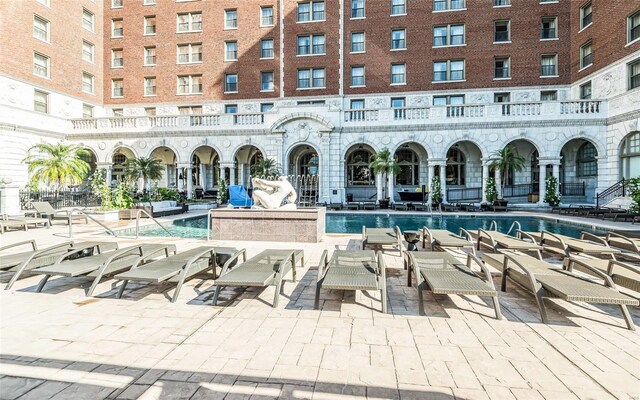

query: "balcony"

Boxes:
[68, 100, 607, 135]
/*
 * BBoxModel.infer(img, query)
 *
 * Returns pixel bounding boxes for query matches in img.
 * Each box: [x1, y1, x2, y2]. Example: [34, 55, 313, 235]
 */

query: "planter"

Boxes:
[86, 209, 121, 222]
[379, 199, 390, 209]
[119, 208, 143, 220]
[187, 202, 218, 211]
[493, 199, 508, 207]
[548, 200, 560, 207]
[528, 194, 539, 203]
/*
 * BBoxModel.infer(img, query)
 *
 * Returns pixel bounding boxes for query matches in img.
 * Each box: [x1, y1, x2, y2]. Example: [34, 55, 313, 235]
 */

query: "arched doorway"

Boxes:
[560, 138, 598, 202]
[345, 144, 375, 202]
[288, 144, 319, 176]
[393, 142, 428, 202]
[621, 132, 640, 179]
[498, 139, 538, 201]
[111, 147, 136, 185]
[149, 146, 178, 188]
[235, 145, 265, 187]
[443, 141, 483, 202]
[191, 146, 220, 192]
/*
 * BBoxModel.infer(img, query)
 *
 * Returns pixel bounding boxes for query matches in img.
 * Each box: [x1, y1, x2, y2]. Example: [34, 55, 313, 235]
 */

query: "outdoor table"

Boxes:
[403, 230, 421, 251]
[404, 251, 465, 287]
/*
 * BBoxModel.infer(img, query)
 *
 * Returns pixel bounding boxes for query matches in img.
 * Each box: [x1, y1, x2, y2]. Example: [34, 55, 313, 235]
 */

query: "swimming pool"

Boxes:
[128, 213, 604, 239]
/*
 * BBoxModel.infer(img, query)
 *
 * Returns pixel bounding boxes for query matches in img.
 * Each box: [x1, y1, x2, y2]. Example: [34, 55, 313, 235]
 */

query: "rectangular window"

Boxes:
[297, 68, 325, 88]
[83, 104, 94, 118]
[261, 103, 274, 112]
[433, 60, 464, 81]
[433, 0, 465, 12]
[391, 0, 406, 15]
[494, 57, 510, 79]
[33, 15, 49, 42]
[433, 24, 464, 46]
[261, 71, 274, 91]
[351, 99, 365, 109]
[225, 9, 237, 29]
[298, 1, 324, 22]
[82, 72, 94, 93]
[82, 9, 94, 31]
[82, 41, 94, 62]
[628, 59, 640, 90]
[261, 39, 274, 58]
[33, 52, 49, 78]
[297, 34, 325, 55]
[541, 54, 557, 76]
[494, 20, 510, 42]
[225, 41, 238, 61]
[112, 79, 124, 97]
[580, 41, 593, 69]
[112, 49, 123, 67]
[433, 95, 464, 108]
[144, 77, 156, 96]
[144, 46, 156, 65]
[144, 0, 156, 5]
[391, 97, 405, 118]
[351, 32, 365, 52]
[177, 75, 202, 94]
[145, 107, 156, 116]
[351, 0, 365, 18]
[112, 0, 123, 8]
[261, 6, 274, 26]
[34, 90, 48, 113]
[112, 19, 123, 37]
[391, 63, 406, 84]
[630, 10, 640, 43]
[178, 106, 202, 115]
[541, 17, 557, 39]
[177, 12, 202, 32]
[225, 104, 238, 114]
[391, 29, 406, 50]
[225, 73, 238, 93]
[580, 81, 592, 99]
[144, 16, 156, 35]
[351, 66, 365, 87]
[177, 43, 202, 63]
[494, 92, 510, 103]
[540, 90, 557, 101]
[581, 2, 592, 29]
[494, 0, 509, 6]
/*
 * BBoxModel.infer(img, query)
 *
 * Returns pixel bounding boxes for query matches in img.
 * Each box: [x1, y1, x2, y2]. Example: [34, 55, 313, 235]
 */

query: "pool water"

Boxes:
[130, 213, 603, 239]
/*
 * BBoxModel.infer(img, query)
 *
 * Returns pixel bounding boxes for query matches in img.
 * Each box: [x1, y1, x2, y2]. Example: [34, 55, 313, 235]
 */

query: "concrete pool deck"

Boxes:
[0, 213, 639, 399]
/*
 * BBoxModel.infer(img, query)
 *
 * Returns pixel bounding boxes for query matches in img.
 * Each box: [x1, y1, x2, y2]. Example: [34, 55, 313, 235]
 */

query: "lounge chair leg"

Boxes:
[492, 296, 502, 320]
[117, 280, 128, 298]
[381, 288, 388, 314]
[500, 272, 508, 292]
[212, 285, 222, 306]
[417, 281, 426, 316]
[273, 279, 282, 308]
[171, 284, 183, 303]
[407, 264, 412, 287]
[36, 275, 51, 292]
[533, 287, 549, 324]
[314, 282, 322, 310]
[619, 305, 636, 331]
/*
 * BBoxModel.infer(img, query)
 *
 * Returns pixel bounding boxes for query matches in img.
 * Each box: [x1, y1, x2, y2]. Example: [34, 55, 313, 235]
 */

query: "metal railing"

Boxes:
[248, 174, 320, 208]
[20, 190, 100, 210]
[597, 179, 626, 209]
[65, 208, 117, 239]
[560, 182, 586, 196]
[134, 208, 170, 239]
[501, 183, 534, 198]
[446, 187, 482, 202]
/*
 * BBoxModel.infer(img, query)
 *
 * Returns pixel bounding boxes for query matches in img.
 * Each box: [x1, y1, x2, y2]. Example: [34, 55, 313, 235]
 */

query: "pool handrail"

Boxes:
[134, 209, 170, 239]
[506, 221, 522, 236]
[65, 208, 117, 239]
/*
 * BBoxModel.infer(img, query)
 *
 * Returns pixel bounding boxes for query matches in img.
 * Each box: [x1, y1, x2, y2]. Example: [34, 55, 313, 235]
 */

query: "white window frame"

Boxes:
[224, 73, 238, 93]
[260, 39, 274, 59]
[144, 16, 156, 35]
[493, 20, 511, 43]
[432, 59, 465, 83]
[351, 32, 365, 53]
[143, 0, 156, 5]
[580, 2, 592, 31]
[144, 46, 156, 66]
[628, 58, 640, 90]
[297, 34, 326, 56]
[297, 68, 325, 89]
[111, 79, 124, 98]
[540, 90, 557, 101]
[35, 0, 50, 7]
[580, 41, 593, 70]
[580, 81, 592, 99]
[261, 6, 274, 27]
[33, 15, 50, 42]
[493, 0, 510, 7]
[111, 48, 124, 68]
[225, 9, 238, 30]
[433, 0, 466, 13]
[297, 1, 325, 23]
[177, 12, 202, 33]
[33, 52, 50, 78]
[177, 75, 203, 95]
[82, 104, 94, 118]
[433, 24, 465, 47]
[144, 77, 156, 96]
[391, 0, 406, 16]
[391, 28, 406, 50]
[261, 71, 275, 92]
[225, 41, 238, 61]
[82, 72, 95, 94]
[112, 0, 123, 8]
[177, 43, 202, 64]
[541, 17, 558, 40]
[350, 65, 365, 87]
[34, 90, 49, 114]
[351, 0, 365, 19]
[82, 40, 94, 63]
[494, 57, 511, 80]
[82, 9, 94, 32]
[540, 54, 558, 78]
[390, 63, 406, 85]
[628, 10, 640, 45]
[112, 18, 124, 38]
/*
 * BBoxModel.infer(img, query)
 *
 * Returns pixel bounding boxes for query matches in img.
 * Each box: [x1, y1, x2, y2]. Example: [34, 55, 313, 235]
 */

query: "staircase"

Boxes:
[596, 179, 628, 209]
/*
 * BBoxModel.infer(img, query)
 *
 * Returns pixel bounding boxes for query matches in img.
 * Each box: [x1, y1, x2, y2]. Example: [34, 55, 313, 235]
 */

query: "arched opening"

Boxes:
[620, 132, 640, 179]
[560, 138, 598, 202]
[191, 146, 220, 196]
[111, 147, 136, 185]
[497, 139, 538, 201]
[288, 144, 319, 176]
[234, 145, 265, 187]
[446, 148, 465, 186]
[79, 148, 97, 179]
[443, 141, 483, 202]
[345, 144, 375, 202]
[149, 146, 178, 188]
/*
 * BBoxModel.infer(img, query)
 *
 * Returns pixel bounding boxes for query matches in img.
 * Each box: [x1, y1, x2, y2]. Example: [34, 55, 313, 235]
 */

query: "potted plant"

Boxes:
[544, 175, 561, 206]
[369, 148, 399, 209]
[217, 178, 228, 205]
[490, 147, 526, 207]
[431, 176, 443, 206]
[485, 177, 498, 204]
[628, 178, 640, 213]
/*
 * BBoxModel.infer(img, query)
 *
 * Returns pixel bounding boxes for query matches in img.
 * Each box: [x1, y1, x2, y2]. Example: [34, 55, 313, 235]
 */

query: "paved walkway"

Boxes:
[0, 221, 639, 400]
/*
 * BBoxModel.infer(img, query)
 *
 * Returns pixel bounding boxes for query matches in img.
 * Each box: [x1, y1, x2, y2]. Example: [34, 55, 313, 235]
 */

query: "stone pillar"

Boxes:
[230, 166, 236, 186]
[165, 165, 170, 188]
[97, 162, 113, 187]
[427, 164, 435, 203]
[538, 162, 547, 205]
[186, 165, 193, 199]
[552, 162, 561, 200]
[376, 173, 383, 201]
[238, 163, 245, 188]
[218, 166, 226, 184]
[177, 163, 191, 193]
[481, 161, 490, 204]
[495, 168, 502, 199]
[439, 164, 447, 203]
[199, 164, 205, 187]
[387, 172, 395, 203]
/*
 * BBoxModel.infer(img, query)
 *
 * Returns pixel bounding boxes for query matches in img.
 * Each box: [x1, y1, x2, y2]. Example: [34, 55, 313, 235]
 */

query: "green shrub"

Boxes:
[218, 178, 228, 204]
[544, 175, 561, 206]
[112, 182, 134, 209]
[430, 176, 443, 204]
[485, 177, 498, 203]
[628, 178, 640, 213]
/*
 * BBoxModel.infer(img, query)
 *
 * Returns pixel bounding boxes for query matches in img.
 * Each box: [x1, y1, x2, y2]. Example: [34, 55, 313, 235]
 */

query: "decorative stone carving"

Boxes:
[327, 99, 341, 111]
[99, 119, 109, 128]
[409, 96, 428, 106]
[138, 140, 147, 149]
[180, 140, 188, 148]
[545, 132, 557, 141]
[488, 133, 499, 142]
[368, 98, 385, 108]
[295, 122, 312, 141]
[127, 108, 143, 116]
[515, 92, 532, 102]
[251, 177, 297, 210]
[204, 104, 221, 114]
[433, 134, 443, 144]
[242, 103, 257, 113]
[470, 94, 488, 104]
[157, 106, 174, 115]
[600, 73, 614, 97]
[98, 142, 107, 150]
[381, 136, 391, 145]
[223, 139, 231, 148]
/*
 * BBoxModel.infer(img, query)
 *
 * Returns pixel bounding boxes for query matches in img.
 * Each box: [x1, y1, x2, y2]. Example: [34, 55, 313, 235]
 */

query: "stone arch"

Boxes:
[189, 144, 223, 162]
[341, 140, 380, 161]
[557, 135, 604, 160]
[285, 142, 321, 176]
[497, 137, 542, 158]
[147, 144, 182, 164]
[391, 139, 432, 158]
[105, 144, 137, 163]
[271, 112, 334, 133]
[440, 137, 486, 160]
[230, 143, 268, 165]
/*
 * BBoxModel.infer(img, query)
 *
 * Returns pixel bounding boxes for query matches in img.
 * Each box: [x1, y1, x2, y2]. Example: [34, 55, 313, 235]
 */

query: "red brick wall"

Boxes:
[0, 0, 103, 102]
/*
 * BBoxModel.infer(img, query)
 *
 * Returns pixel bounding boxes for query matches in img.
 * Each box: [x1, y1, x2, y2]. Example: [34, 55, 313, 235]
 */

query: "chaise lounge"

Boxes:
[30, 202, 88, 225]
[362, 226, 402, 254]
[422, 227, 475, 253]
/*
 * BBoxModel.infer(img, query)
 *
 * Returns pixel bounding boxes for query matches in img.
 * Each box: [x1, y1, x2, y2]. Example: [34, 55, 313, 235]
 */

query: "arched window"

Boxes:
[112, 152, 127, 183]
[446, 148, 465, 186]
[347, 149, 374, 186]
[395, 148, 419, 186]
[299, 152, 319, 176]
[621, 132, 640, 179]
[576, 142, 597, 177]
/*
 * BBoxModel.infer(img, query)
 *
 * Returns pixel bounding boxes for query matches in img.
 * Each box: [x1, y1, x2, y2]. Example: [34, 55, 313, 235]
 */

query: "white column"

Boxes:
[164, 165, 169, 188]
[427, 164, 435, 203]
[186, 166, 193, 199]
[177, 169, 184, 192]
[218, 166, 226, 184]
[481, 162, 489, 204]
[230, 167, 236, 186]
[552, 163, 560, 199]
[199, 164, 205, 187]
[387, 173, 394, 203]
[538, 162, 547, 205]
[376, 173, 383, 201]
[238, 163, 245, 187]
[439, 164, 447, 203]
[105, 167, 113, 187]
[495, 168, 502, 199]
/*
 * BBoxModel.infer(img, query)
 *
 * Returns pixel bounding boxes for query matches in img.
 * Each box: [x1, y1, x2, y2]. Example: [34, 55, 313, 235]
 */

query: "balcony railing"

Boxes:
[560, 182, 586, 196]
[560, 100, 600, 114]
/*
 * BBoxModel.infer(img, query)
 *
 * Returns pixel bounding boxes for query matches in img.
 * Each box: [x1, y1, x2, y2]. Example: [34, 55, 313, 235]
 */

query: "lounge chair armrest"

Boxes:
[607, 260, 640, 277]
[0, 239, 37, 252]
[606, 232, 639, 251]
[477, 228, 497, 249]
[458, 227, 473, 241]
[566, 257, 616, 288]
[466, 253, 494, 288]
[395, 226, 402, 248]
[183, 247, 220, 276]
[516, 230, 538, 244]
[540, 230, 567, 251]
[503, 254, 539, 282]
[275, 250, 296, 274]
[579, 231, 608, 246]
[220, 248, 247, 276]
[317, 250, 328, 281]
[377, 251, 386, 287]
[54, 243, 100, 263]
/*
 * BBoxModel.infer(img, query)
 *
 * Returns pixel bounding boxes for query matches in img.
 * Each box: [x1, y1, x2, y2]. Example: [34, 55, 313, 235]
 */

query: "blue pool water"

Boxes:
[129, 213, 604, 239]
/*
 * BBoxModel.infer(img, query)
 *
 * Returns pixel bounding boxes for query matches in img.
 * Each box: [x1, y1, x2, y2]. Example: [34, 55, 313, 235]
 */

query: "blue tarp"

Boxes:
[228, 185, 253, 207]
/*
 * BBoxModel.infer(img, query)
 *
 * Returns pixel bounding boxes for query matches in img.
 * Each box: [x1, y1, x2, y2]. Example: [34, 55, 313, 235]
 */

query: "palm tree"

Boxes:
[490, 147, 526, 198]
[125, 157, 164, 191]
[369, 148, 400, 201]
[22, 143, 91, 189]
[250, 158, 280, 178]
